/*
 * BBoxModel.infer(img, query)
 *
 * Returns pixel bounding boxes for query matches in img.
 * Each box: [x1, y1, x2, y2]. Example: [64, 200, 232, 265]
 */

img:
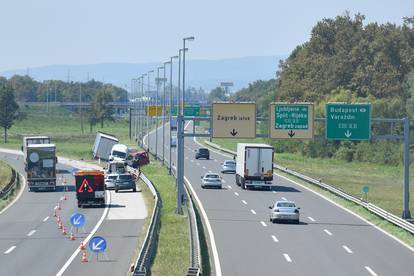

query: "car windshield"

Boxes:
[108, 175, 117, 180]
[224, 161, 235, 165]
[199, 149, 208, 153]
[119, 175, 132, 180]
[205, 174, 219, 179]
[112, 150, 126, 158]
[277, 202, 296, 208]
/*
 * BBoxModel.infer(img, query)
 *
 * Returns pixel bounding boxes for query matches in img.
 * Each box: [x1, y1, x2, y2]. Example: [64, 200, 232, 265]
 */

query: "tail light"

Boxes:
[294, 209, 299, 213]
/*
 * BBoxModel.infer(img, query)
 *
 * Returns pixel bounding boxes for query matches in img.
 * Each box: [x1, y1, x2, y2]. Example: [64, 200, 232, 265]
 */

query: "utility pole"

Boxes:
[80, 83, 84, 134]
[169, 55, 178, 174]
[162, 61, 170, 163]
[147, 71, 154, 153]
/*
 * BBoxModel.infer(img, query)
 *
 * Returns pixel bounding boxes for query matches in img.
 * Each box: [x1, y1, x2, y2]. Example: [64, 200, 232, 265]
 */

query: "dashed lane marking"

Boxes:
[365, 266, 378, 276]
[324, 229, 333, 236]
[250, 209, 256, 215]
[43, 216, 49, 222]
[342, 245, 353, 254]
[4, 246, 16, 254]
[308, 216, 315, 222]
[283, 253, 292, 262]
[272, 235, 279, 242]
[260, 221, 267, 227]
[27, 230, 36, 237]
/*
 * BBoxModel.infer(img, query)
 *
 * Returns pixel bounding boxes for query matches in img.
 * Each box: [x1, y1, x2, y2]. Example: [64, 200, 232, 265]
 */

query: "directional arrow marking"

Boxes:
[92, 239, 104, 251]
[288, 130, 296, 138]
[344, 130, 352, 138]
[73, 216, 82, 225]
[230, 129, 238, 136]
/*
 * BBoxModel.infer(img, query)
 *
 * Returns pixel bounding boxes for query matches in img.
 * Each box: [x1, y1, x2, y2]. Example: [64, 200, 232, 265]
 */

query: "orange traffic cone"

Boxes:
[57, 215, 61, 223]
[53, 208, 57, 217]
[63, 194, 67, 200]
[57, 203, 61, 210]
[58, 221, 62, 229]
[69, 230, 75, 240]
[62, 225, 67, 235]
[81, 251, 88, 263]
[80, 241, 85, 250]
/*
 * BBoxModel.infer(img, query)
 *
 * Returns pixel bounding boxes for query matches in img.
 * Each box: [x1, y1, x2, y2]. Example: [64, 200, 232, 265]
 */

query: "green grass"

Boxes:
[141, 159, 190, 276]
[0, 104, 134, 160]
[0, 173, 21, 212]
[0, 161, 12, 190]
[205, 137, 414, 217]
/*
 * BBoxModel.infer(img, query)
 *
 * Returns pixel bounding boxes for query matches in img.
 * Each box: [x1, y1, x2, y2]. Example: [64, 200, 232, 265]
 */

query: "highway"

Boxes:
[0, 149, 146, 276]
[147, 122, 414, 276]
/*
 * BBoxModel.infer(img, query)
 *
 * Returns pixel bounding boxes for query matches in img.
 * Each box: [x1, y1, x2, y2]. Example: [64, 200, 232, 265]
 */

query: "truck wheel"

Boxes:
[133, 188, 136, 192]
[115, 189, 119, 193]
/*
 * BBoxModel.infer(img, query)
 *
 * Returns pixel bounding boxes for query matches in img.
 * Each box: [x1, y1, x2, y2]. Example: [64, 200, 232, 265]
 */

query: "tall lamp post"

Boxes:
[168, 55, 178, 174]
[141, 74, 146, 146]
[147, 70, 154, 153]
[162, 61, 170, 164]
[176, 36, 194, 214]
[156, 66, 164, 159]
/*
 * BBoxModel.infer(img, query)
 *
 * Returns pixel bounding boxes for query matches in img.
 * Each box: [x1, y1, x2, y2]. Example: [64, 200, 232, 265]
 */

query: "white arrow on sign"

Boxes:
[345, 130, 352, 138]
[92, 239, 104, 251]
[73, 216, 82, 226]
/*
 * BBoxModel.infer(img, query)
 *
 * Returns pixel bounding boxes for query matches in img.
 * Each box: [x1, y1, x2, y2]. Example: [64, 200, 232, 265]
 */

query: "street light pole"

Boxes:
[147, 70, 154, 153]
[156, 66, 164, 160]
[162, 61, 170, 164]
[169, 55, 178, 175]
[141, 74, 146, 146]
[176, 36, 194, 214]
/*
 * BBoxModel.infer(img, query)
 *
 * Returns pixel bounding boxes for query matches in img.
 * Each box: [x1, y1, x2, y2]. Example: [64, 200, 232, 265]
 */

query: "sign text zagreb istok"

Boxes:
[325, 103, 371, 140]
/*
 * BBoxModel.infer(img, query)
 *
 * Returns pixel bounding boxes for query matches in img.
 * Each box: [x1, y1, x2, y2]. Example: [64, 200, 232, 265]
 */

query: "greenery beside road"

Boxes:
[141, 159, 190, 276]
[203, 138, 414, 217]
[0, 161, 12, 190]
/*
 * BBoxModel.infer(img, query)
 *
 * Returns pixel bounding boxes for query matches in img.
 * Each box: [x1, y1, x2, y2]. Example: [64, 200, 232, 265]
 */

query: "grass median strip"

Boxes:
[141, 159, 190, 276]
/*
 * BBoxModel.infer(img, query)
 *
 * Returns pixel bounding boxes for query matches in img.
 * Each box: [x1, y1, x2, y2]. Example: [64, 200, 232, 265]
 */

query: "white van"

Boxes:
[109, 144, 128, 162]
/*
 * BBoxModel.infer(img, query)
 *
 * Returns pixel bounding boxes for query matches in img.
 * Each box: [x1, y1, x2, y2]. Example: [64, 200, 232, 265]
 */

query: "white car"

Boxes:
[105, 173, 118, 190]
[269, 200, 300, 224]
[201, 173, 222, 189]
[171, 135, 177, 147]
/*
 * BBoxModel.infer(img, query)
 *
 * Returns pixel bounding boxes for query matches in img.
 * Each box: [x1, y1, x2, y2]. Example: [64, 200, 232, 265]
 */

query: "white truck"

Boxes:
[235, 143, 274, 190]
[92, 132, 119, 161]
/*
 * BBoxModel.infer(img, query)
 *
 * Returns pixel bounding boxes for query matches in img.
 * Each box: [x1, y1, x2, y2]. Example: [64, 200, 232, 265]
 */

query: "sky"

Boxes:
[0, 0, 412, 71]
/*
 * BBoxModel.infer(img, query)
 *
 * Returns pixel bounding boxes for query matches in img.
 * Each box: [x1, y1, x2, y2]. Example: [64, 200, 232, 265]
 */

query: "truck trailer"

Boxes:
[25, 143, 57, 191]
[92, 132, 119, 161]
[235, 143, 274, 190]
[75, 170, 105, 208]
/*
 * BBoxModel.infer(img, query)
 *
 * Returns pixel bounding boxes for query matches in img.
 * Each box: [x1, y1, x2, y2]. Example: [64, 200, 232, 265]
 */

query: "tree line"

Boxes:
[209, 13, 414, 165]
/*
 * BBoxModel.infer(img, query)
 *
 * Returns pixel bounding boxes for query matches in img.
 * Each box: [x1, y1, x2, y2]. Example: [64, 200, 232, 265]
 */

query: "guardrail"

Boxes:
[144, 143, 202, 276]
[203, 140, 414, 235]
[0, 168, 17, 199]
[130, 168, 161, 276]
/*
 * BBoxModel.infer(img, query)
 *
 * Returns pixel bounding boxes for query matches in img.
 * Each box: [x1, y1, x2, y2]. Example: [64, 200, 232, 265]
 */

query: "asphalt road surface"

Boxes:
[147, 121, 414, 276]
[0, 149, 146, 276]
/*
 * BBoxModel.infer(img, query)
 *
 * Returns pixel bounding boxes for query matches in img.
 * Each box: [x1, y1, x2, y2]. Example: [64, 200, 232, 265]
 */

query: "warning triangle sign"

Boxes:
[78, 178, 94, 193]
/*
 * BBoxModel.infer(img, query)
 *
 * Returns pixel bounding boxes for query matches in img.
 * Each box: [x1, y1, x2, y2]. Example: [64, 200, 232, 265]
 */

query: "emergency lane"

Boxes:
[148, 122, 414, 276]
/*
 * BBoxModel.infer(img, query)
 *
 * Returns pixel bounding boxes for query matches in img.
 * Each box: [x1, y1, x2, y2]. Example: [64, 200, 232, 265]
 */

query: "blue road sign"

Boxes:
[70, 213, 85, 228]
[362, 185, 369, 193]
[89, 236, 107, 253]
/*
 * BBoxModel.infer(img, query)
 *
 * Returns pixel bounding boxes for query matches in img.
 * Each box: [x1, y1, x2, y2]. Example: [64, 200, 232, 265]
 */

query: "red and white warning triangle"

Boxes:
[78, 178, 94, 193]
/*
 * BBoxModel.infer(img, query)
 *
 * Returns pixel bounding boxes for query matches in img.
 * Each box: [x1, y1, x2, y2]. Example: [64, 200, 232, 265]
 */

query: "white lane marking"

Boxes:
[307, 216, 315, 222]
[365, 266, 378, 276]
[234, 192, 239, 196]
[260, 221, 267, 227]
[272, 235, 279, 242]
[183, 175, 222, 276]
[250, 209, 256, 215]
[4, 246, 16, 254]
[56, 190, 111, 276]
[227, 185, 232, 189]
[283, 253, 292, 262]
[342, 245, 353, 254]
[272, 191, 277, 194]
[27, 230, 36, 237]
[202, 166, 207, 169]
[324, 229, 333, 236]
[43, 216, 49, 222]
[241, 200, 247, 205]
[196, 163, 200, 166]
[281, 197, 287, 201]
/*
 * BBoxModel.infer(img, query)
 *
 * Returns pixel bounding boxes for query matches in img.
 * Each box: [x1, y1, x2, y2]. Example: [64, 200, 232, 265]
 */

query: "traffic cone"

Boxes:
[62, 225, 67, 235]
[58, 221, 62, 229]
[57, 202, 61, 210]
[69, 230, 75, 240]
[81, 251, 88, 263]
[53, 208, 57, 217]
[80, 241, 85, 250]
[57, 215, 61, 223]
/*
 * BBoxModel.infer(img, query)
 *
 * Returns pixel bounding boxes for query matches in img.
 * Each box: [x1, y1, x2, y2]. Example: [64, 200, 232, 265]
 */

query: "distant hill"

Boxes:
[0, 55, 286, 92]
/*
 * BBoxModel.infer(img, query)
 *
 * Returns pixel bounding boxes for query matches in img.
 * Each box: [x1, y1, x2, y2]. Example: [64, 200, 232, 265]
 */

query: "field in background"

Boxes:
[203, 137, 414, 217]
[0, 104, 133, 160]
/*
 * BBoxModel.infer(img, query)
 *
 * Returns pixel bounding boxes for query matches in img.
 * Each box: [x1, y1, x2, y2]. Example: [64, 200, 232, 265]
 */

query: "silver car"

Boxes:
[269, 201, 300, 224]
[105, 174, 118, 190]
[201, 173, 222, 189]
[221, 160, 236, 174]
[115, 173, 137, 192]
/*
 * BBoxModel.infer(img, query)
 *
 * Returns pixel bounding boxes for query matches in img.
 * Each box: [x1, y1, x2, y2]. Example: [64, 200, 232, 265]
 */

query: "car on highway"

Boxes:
[114, 173, 136, 192]
[269, 200, 300, 224]
[195, 148, 210, 160]
[105, 173, 118, 189]
[201, 173, 222, 189]
[221, 160, 236, 173]
[171, 135, 177, 147]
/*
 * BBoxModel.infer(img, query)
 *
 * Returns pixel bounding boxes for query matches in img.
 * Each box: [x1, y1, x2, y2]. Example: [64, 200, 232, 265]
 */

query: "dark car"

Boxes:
[195, 148, 210, 160]
[114, 173, 136, 192]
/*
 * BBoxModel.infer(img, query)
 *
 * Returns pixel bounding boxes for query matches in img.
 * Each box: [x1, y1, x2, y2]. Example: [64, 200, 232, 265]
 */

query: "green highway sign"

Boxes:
[269, 103, 314, 139]
[184, 105, 200, 117]
[362, 185, 369, 193]
[326, 103, 371, 140]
